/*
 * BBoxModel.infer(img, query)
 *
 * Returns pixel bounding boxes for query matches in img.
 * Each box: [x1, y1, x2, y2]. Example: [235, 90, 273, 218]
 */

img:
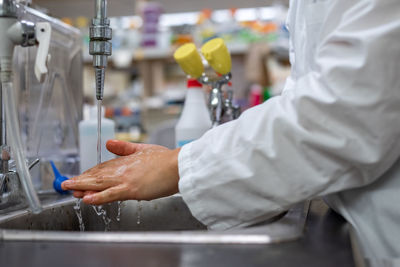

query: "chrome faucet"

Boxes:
[0, 146, 17, 207]
[90, 0, 112, 101]
[200, 73, 241, 127]
[0, 157, 39, 208]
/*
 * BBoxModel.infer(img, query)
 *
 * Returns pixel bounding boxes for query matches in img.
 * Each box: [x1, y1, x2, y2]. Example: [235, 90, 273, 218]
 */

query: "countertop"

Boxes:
[0, 199, 354, 267]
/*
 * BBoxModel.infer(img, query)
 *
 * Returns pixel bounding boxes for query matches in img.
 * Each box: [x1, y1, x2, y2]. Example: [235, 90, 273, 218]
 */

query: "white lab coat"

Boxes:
[178, 0, 400, 259]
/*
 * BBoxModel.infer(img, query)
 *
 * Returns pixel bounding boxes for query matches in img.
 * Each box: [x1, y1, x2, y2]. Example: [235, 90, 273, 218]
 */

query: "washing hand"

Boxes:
[61, 140, 181, 205]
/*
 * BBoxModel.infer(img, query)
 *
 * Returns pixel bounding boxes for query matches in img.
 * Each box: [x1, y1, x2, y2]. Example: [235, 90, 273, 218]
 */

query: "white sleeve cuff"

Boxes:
[177, 142, 210, 227]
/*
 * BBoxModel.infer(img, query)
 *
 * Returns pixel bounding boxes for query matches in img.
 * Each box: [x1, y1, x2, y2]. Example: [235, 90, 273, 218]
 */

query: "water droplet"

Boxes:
[116, 201, 122, 222]
[136, 201, 142, 225]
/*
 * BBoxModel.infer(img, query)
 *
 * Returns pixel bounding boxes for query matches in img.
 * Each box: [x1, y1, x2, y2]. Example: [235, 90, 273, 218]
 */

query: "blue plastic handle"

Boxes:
[50, 161, 70, 194]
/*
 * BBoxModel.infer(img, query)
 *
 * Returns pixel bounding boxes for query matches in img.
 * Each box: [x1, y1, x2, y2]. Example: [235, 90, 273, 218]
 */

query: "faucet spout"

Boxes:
[209, 86, 224, 127]
[200, 72, 239, 127]
[95, 0, 107, 19]
[90, 0, 112, 100]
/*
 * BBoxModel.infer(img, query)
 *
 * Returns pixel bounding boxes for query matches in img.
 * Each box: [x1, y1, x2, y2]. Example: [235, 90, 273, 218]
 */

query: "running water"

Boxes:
[137, 201, 142, 225]
[92, 205, 111, 231]
[97, 100, 102, 165]
[93, 99, 112, 231]
[116, 201, 122, 222]
[73, 199, 85, 231]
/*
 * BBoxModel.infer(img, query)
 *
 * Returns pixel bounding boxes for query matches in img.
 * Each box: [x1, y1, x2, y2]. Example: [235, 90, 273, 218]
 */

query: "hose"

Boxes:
[3, 81, 42, 213]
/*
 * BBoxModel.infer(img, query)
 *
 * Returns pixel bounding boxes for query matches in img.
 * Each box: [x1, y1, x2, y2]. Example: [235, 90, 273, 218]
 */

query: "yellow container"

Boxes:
[174, 43, 204, 78]
[201, 38, 232, 75]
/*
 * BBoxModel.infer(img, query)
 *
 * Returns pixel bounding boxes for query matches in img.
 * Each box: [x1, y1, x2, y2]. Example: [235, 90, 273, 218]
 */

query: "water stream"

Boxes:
[92, 205, 111, 231]
[94, 100, 113, 231]
[137, 201, 142, 225]
[73, 199, 85, 231]
[116, 201, 122, 222]
[97, 100, 102, 166]
[73, 100, 121, 231]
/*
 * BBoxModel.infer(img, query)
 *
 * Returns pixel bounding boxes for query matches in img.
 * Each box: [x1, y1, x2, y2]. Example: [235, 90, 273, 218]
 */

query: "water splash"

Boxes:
[92, 205, 111, 231]
[137, 201, 142, 225]
[73, 199, 85, 232]
[116, 201, 122, 222]
[93, 100, 112, 231]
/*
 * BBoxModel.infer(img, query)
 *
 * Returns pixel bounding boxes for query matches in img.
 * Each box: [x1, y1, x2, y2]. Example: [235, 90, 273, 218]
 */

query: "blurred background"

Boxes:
[31, 0, 291, 144]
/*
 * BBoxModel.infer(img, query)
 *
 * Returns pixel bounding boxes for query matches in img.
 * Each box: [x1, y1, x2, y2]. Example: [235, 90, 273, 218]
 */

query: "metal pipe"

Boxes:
[0, 81, 2, 147]
[95, 0, 106, 19]
[0, 80, 7, 174]
[0, 79, 6, 171]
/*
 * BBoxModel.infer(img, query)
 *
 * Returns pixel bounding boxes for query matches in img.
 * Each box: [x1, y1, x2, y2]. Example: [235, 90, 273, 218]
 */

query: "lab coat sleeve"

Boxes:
[178, 0, 400, 230]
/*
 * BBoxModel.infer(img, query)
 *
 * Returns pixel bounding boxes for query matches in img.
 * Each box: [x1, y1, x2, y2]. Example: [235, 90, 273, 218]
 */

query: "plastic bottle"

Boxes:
[175, 79, 212, 148]
[79, 106, 116, 173]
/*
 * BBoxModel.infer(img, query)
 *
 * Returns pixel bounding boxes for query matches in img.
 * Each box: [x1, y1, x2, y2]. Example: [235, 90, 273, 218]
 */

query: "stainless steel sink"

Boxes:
[0, 194, 309, 244]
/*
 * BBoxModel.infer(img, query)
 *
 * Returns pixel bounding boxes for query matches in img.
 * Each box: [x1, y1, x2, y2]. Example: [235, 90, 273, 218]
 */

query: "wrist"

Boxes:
[169, 148, 181, 181]
[159, 147, 181, 197]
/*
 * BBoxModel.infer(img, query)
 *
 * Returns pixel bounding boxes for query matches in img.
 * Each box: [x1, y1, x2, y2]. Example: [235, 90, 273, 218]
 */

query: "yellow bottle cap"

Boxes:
[174, 43, 204, 79]
[201, 38, 232, 75]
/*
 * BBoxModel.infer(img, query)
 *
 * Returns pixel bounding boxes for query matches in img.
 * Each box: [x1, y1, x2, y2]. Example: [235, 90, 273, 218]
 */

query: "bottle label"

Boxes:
[177, 139, 195, 148]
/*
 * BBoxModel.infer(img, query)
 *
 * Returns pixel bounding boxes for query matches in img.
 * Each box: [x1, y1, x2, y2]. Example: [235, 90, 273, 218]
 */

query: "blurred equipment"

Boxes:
[174, 38, 240, 127]
[0, 1, 83, 213]
[140, 2, 163, 48]
[0, 0, 51, 213]
[245, 43, 272, 88]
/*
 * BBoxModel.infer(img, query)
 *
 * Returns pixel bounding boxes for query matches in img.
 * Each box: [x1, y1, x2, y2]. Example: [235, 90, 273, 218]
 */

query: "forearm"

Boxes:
[140, 148, 181, 200]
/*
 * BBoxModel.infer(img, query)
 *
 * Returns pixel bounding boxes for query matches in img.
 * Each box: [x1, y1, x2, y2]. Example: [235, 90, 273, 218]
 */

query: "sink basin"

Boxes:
[0, 194, 309, 244]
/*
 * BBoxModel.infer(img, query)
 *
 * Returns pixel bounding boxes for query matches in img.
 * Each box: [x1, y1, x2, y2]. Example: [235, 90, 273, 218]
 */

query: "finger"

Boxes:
[83, 186, 126, 205]
[61, 180, 70, 190]
[106, 140, 149, 156]
[62, 177, 117, 191]
[73, 191, 84, 198]
[73, 190, 97, 198]
[83, 191, 98, 197]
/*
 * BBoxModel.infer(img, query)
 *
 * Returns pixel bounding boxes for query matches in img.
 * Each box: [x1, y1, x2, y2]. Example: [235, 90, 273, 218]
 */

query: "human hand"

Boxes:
[61, 140, 181, 205]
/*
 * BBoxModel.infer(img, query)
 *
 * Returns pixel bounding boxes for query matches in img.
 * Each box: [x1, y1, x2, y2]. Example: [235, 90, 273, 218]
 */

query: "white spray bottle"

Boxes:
[175, 79, 212, 148]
